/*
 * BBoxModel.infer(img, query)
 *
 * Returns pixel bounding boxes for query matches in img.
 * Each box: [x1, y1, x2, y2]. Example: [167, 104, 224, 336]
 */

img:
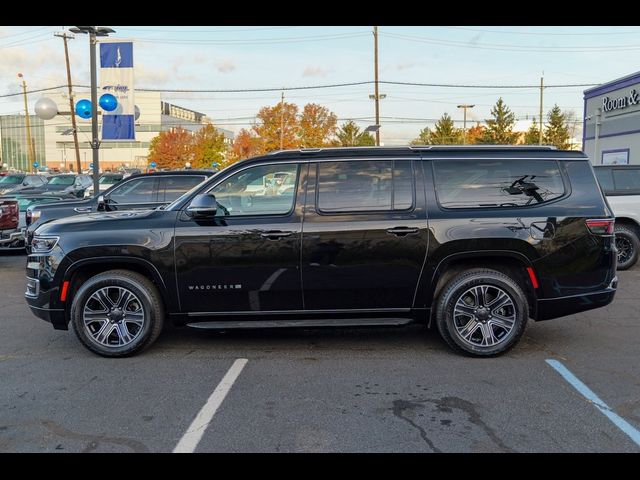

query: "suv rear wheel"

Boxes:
[435, 268, 528, 357]
[70, 270, 164, 357]
[614, 224, 639, 270]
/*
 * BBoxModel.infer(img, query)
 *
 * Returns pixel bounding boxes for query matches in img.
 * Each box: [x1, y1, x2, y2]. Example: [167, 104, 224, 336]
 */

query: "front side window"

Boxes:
[209, 163, 299, 216]
[108, 178, 157, 204]
[433, 159, 565, 209]
[316, 160, 414, 213]
[612, 168, 640, 191]
[159, 175, 207, 202]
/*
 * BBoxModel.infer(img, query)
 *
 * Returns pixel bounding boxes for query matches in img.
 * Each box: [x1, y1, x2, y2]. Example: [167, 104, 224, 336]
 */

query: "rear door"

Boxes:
[301, 158, 428, 310]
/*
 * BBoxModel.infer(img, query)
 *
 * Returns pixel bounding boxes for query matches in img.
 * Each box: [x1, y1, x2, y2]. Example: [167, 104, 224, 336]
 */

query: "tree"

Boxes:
[465, 123, 485, 145]
[430, 113, 462, 144]
[252, 102, 299, 152]
[191, 124, 229, 169]
[411, 126, 433, 145]
[524, 117, 541, 145]
[479, 98, 519, 144]
[230, 128, 265, 162]
[336, 120, 375, 146]
[298, 103, 338, 147]
[543, 104, 571, 150]
[148, 128, 194, 170]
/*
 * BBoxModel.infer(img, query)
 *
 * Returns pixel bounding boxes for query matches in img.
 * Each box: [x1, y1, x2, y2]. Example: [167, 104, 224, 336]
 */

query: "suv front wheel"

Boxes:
[70, 270, 164, 357]
[435, 268, 528, 357]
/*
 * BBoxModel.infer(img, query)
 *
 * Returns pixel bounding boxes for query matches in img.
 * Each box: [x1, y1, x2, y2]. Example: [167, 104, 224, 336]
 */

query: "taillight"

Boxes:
[586, 219, 615, 235]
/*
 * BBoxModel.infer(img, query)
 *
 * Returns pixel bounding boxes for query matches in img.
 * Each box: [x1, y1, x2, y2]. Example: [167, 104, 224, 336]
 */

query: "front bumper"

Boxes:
[536, 276, 618, 321]
[25, 280, 67, 330]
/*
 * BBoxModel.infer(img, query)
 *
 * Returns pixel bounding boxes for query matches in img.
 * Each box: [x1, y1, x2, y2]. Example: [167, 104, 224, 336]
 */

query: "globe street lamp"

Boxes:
[68, 26, 115, 194]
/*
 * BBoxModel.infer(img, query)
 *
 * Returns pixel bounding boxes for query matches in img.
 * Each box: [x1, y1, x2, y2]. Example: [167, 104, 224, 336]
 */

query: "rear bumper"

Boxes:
[535, 276, 618, 321]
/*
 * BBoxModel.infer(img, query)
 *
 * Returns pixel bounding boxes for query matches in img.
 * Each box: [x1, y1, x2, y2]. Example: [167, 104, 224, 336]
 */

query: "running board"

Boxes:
[186, 318, 413, 329]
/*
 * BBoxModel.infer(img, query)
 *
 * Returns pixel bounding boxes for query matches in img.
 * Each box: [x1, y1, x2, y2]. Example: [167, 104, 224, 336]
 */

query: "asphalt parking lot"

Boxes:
[1, 252, 639, 453]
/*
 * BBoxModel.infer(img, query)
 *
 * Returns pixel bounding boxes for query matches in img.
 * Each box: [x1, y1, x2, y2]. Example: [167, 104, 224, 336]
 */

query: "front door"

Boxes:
[175, 162, 305, 314]
[301, 159, 428, 311]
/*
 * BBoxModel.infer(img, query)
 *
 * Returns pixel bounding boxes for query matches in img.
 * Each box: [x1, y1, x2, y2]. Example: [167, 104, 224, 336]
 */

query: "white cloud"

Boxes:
[215, 59, 236, 73]
[303, 66, 330, 77]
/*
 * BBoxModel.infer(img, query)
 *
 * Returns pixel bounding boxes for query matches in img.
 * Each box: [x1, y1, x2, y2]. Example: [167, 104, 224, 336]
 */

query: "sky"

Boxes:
[1, 25, 640, 145]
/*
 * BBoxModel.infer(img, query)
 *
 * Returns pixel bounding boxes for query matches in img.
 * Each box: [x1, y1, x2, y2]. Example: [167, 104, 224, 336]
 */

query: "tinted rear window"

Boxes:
[433, 159, 565, 209]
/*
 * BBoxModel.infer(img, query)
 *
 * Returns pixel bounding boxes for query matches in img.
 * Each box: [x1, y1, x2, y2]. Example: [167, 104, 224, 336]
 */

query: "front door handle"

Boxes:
[260, 231, 293, 240]
[74, 207, 92, 213]
[386, 226, 419, 237]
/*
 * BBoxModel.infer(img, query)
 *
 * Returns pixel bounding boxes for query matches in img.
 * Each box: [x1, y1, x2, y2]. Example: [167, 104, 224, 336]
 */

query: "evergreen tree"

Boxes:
[524, 117, 541, 145]
[336, 120, 375, 146]
[543, 104, 571, 150]
[479, 98, 519, 144]
[430, 113, 462, 144]
[411, 126, 433, 145]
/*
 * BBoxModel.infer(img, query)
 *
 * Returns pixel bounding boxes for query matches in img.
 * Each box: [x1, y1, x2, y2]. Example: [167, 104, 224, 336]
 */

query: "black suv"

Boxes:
[25, 146, 618, 357]
[25, 170, 213, 249]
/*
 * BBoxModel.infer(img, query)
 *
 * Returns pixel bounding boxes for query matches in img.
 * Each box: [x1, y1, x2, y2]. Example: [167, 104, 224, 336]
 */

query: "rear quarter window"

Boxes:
[433, 159, 565, 209]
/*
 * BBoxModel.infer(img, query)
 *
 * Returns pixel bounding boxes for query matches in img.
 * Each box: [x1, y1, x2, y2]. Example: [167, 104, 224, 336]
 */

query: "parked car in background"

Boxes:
[0, 197, 20, 249]
[84, 173, 127, 198]
[0, 173, 48, 196]
[26, 170, 214, 250]
[594, 164, 640, 269]
[25, 146, 617, 358]
[24, 174, 93, 198]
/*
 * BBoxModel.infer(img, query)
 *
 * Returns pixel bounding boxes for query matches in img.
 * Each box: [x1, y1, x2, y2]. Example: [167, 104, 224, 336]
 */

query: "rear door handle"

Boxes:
[260, 231, 293, 240]
[386, 226, 419, 237]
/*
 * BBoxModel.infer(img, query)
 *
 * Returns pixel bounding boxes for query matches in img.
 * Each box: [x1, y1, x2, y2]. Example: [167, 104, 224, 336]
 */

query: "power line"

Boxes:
[437, 26, 640, 36]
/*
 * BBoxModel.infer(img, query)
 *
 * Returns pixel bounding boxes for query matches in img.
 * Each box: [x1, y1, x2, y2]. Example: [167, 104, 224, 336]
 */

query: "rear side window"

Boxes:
[595, 168, 614, 192]
[612, 168, 640, 192]
[317, 160, 414, 213]
[158, 175, 206, 202]
[433, 159, 565, 209]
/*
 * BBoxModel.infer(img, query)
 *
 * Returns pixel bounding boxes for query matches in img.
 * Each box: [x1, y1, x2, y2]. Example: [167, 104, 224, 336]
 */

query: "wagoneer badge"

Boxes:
[188, 284, 242, 291]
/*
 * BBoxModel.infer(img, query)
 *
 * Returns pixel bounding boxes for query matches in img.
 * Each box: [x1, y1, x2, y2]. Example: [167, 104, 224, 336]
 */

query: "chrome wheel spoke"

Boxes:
[83, 286, 145, 348]
[452, 283, 517, 349]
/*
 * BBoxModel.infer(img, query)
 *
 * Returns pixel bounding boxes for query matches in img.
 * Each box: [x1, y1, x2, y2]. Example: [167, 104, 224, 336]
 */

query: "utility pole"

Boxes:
[280, 91, 285, 150]
[55, 31, 82, 175]
[17, 73, 35, 171]
[594, 108, 602, 163]
[539, 74, 544, 145]
[373, 26, 380, 146]
[457, 104, 475, 144]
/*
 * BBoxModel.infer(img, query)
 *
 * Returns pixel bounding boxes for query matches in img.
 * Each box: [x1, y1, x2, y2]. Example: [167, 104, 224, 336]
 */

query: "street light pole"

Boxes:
[373, 26, 380, 147]
[457, 104, 475, 145]
[69, 26, 115, 195]
[17, 73, 35, 171]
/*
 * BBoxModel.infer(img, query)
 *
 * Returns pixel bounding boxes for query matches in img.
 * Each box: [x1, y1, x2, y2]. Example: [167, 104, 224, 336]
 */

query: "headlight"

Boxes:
[31, 236, 59, 253]
[30, 210, 41, 223]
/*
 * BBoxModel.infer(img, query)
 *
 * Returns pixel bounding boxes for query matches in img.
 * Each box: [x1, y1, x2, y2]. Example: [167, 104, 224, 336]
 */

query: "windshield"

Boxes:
[0, 175, 24, 184]
[99, 175, 123, 184]
[48, 176, 75, 185]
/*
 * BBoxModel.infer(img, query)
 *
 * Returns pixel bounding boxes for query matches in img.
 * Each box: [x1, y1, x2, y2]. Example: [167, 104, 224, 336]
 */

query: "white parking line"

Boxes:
[173, 358, 248, 453]
[546, 359, 640, 448]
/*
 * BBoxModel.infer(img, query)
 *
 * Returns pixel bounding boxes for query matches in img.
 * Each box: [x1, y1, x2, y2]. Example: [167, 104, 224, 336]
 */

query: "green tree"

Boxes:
[479, 98, 519, 144]
[411, 126, 433, 145]
[524, 117, 541, 145]
[543, 104, 571, 150]
[336, 120, 375, 146]
[191, 124, 228, 169]
[430, 113, 462, 144]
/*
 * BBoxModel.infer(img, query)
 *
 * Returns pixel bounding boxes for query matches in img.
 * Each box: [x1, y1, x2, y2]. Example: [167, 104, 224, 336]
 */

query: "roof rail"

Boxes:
[409, 145, 558, 150]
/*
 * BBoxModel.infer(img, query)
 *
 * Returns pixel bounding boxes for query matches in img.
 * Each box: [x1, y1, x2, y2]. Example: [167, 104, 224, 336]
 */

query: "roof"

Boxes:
[584, 71, 640, 99]
[127, 169, 215, 180]
[241, 146, 587, 163]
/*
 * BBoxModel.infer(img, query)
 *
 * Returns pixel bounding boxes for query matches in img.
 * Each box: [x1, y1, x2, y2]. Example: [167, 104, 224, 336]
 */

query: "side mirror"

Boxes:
[187, 194, 217, 218]
[97, 195, 108, 211]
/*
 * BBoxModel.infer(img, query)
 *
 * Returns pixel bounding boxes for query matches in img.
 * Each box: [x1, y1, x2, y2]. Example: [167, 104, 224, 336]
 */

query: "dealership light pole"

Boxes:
[17, 73, 35, 171]
[69, 26, 115, 195]
[457, 104, 475, 144]
[373, 26, 380, 146]
[539, 75, 544, 145]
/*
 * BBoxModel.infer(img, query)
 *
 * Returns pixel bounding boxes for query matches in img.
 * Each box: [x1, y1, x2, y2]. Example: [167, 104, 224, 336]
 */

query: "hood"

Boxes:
[28, 197, 92, 212]
[35, 209, 167, 236]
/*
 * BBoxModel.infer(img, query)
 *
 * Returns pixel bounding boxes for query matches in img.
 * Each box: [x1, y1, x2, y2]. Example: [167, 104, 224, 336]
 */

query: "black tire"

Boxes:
[435, 268, 528, 357]
[614, 225, 639, 271]
[70, 270, 164, 357]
